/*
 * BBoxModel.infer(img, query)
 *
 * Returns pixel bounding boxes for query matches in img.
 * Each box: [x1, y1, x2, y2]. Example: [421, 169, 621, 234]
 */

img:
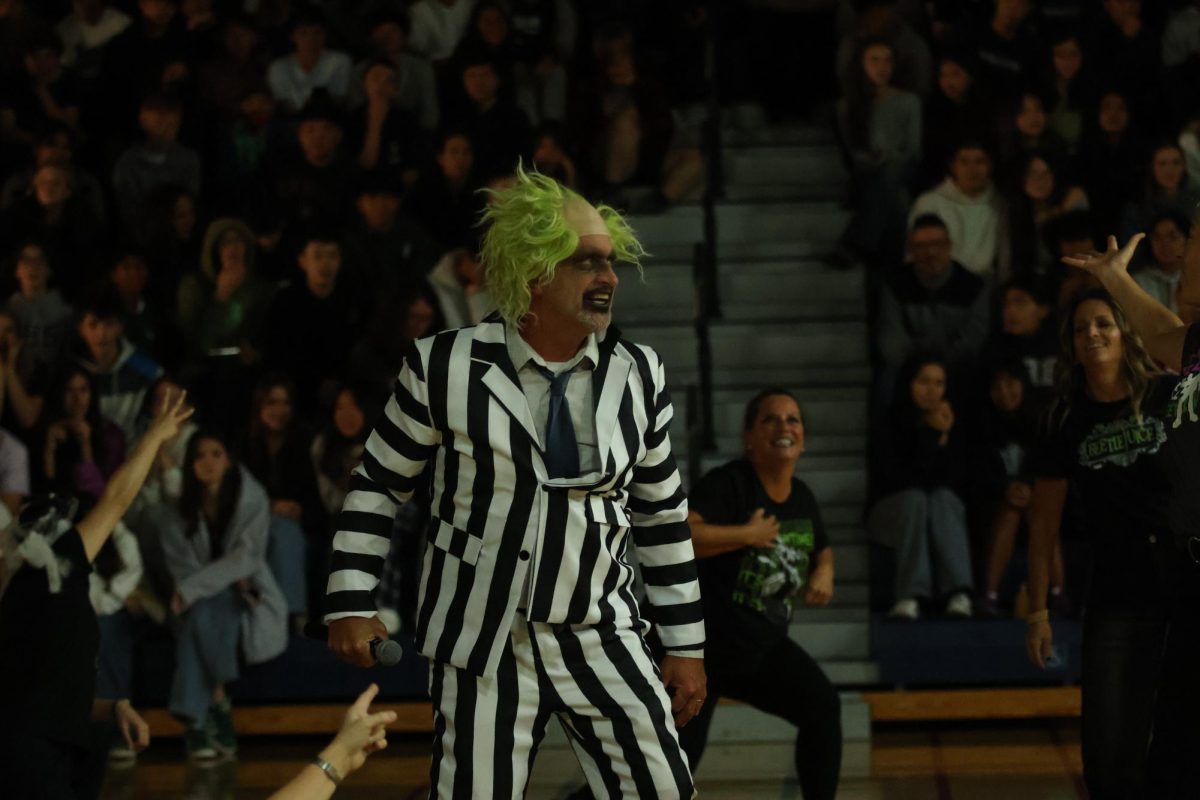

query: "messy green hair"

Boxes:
[480, 164, 645, 323]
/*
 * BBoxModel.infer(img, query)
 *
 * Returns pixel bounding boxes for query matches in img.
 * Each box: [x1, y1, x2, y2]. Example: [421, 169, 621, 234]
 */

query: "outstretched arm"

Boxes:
[77, 390, 193, 562]
[1063, 234, 1189, 370]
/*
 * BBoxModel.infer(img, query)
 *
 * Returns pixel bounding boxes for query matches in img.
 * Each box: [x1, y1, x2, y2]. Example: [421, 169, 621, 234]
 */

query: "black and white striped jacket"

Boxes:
[325, 317, 705, 678]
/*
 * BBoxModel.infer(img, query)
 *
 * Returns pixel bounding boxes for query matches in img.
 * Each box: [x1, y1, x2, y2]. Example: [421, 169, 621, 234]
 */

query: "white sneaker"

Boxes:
[945, 592, 973, 618]
[888, 598, 920, 620]
[107, 745, 137, 766]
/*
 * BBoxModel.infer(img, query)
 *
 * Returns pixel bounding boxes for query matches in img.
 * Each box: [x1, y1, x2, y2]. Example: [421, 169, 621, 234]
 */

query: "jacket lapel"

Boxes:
[472, 320, 541, 445]
[592, 326, 631, 471]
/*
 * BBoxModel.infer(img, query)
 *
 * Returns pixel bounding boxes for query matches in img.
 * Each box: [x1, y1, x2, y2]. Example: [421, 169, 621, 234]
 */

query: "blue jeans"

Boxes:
[96, 610, 135, 700]
[267, 514, 307, 615]
[170, 589, 241, 728]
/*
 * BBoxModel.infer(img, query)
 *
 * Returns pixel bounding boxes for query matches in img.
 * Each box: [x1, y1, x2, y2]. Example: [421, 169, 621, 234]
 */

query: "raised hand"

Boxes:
[147, 388, 194, 444]
[1062, 234, 1145, 281]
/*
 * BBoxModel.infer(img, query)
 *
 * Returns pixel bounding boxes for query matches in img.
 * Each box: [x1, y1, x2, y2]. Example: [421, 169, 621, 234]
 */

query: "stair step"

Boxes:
[708, 321, 869, 385]
[715, 202, 849, 247]
[821, 659, 881, 686]
[627, 206, 703, 247]
[722, 146, 848, 188]
[789, 619, 870, 660]
[617, 262, 694, 324]
[718, 264, 865, 322]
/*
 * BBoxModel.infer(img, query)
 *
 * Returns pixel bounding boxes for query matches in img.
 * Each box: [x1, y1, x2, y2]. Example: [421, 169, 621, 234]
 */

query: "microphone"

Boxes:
[304, 621, 404, 667]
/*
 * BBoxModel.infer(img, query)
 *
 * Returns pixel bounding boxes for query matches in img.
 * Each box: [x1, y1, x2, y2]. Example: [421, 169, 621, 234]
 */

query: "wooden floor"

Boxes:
[99, 721, 1086, 799]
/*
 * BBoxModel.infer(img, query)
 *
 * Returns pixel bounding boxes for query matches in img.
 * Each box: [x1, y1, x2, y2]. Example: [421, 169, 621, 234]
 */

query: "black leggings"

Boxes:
[677, 635, 842, 799]
[1081, 598, 1200, 799]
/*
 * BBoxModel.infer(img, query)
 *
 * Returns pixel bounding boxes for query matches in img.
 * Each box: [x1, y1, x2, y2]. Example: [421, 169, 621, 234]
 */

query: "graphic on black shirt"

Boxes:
[1077, 414, 1167, 469]
[1168, 347, 1200, 429]
[732, 519, 817, 625]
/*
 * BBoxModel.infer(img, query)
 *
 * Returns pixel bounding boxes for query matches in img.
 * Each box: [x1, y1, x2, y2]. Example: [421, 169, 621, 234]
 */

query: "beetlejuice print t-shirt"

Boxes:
[1163, 325, 1200, 550]
[690, 459, 829, 671]
[1029, 375, 1176, 544]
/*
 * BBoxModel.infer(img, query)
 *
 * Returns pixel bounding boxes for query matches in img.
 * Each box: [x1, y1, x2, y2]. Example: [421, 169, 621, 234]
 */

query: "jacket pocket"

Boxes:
[584, 494, 631, 529]
[429, 516, 483, 566]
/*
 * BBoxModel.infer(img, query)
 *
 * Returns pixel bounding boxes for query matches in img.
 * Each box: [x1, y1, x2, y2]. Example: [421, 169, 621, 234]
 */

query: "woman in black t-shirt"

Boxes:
[679, 389, 841, 800]
[0, 389, 191, 798]
[1024, 287, 1200, 799]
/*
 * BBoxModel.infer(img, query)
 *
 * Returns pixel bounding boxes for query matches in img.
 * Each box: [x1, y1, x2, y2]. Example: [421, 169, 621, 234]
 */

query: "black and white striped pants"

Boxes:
[428, 615, 696, 799]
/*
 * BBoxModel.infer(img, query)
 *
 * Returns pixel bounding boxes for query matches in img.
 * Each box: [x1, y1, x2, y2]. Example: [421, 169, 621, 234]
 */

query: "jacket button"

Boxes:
[519, 551, 530, 561]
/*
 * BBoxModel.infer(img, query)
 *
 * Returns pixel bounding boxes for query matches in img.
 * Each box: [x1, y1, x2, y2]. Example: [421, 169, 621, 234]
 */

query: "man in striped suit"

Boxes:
[325, 167, 706, 798]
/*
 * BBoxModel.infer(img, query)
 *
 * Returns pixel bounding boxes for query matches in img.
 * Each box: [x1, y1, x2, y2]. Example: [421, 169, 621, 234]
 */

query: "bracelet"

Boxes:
[311, 756, 343, 785]
[1026, 609, 1050, 625]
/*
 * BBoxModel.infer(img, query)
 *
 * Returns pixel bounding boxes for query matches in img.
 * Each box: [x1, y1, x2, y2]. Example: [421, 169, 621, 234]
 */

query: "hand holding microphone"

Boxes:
[312, 617, 403, 668]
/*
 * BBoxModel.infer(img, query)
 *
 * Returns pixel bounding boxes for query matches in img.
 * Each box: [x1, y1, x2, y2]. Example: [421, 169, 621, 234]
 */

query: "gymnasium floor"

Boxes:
[99, 721, 1085, 799]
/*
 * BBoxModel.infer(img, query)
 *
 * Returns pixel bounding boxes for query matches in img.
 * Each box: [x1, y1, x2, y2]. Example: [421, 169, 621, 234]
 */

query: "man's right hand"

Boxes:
[329, 616, 390, 669]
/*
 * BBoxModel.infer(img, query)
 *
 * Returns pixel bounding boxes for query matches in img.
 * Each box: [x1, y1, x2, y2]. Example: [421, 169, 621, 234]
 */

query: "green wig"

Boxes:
[480, 164, 646, 324]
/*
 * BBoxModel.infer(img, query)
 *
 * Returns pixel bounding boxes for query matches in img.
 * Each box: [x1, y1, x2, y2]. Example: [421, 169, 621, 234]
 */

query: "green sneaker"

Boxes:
[207, 700, 237, 756]
[185, 726, 218, 762]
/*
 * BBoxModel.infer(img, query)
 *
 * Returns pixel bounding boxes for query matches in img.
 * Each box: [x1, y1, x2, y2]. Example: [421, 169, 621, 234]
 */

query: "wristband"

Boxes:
[312, 756, 343, 785]
[1026, 609, 1050, 625]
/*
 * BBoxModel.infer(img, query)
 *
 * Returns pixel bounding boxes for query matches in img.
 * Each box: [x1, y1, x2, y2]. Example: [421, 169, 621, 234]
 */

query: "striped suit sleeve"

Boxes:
[625, 349, 705, 657]
[324, 341, 439, 622]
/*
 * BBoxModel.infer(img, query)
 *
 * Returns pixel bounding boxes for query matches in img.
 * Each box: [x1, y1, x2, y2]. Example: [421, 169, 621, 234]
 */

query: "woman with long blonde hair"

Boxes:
[1024, 286, 1200, 798]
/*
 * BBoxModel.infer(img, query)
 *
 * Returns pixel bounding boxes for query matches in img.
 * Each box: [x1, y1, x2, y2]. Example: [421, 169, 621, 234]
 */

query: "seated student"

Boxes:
[37, 365, 125, 503]
[265, 8, 352, 114]
[406, 129, 484, 251]
[56, 1, 132, 79]
[531, 121, 578, 189]
[679, 389, 841, 800]
[1007, 151, 1088, 274]
[109, 248, 175, 370]
[869, 352, 973, 619]
[1119, 141, 1200, 267]
[0, 121, 105, 221]
[161, 430, 288, 761]
[1133, 209, 1190, 315]
[310, 383, 378, 518]
[340, 172, 440, 302]
[407, 0, 477, 63]
[427, 247, 493, 329]
[836, 36, 922, 266]
[348, 283, 441, 392]
[443, 48, 531, 182]
[909, 141, 1010, 281]
[1075, 90, 1141, 237]
[271, 92, 355, 233]
[2, 161, 104, 286]
[921, 50, 996, 190]
[111, 91, 201, 239]
[971, 359, 1063, 618]
[73, 286, 163, 442]
[352, 9, 439, 131]
[176, 217, 273, 434]
[241, 374, 326, 621]
[0, 306, 48, 440]
[347, 57, 426, 186]
[983, 277, 1058, 404]
[999, 91, 1069, 173]
[0, 391, 191, 796]
[877, 214, 990, 370]
[5, 240, 74, 370]
[0, 28, 84, 146]
[262, 229, 362, 414]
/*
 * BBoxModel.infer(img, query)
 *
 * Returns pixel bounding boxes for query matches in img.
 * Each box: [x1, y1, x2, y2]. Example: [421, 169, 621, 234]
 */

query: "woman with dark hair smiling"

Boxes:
[1024, 286, 1200, 798]
[161, 429, 287, 761]
[680, 388, 840, 800]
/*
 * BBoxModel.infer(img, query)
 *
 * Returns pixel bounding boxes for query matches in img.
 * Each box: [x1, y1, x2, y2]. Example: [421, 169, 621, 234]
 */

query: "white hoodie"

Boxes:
[909, 178, 1010, 282]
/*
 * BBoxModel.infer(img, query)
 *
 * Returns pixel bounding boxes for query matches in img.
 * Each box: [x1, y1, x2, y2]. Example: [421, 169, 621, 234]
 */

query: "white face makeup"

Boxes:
[529, 199, 620, 338]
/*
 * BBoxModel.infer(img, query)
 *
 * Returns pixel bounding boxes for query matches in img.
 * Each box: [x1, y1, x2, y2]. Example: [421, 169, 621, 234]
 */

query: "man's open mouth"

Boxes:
[584, 289, 613, 311]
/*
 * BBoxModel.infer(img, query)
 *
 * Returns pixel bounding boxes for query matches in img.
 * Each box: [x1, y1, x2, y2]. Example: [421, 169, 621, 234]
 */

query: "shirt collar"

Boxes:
[505, 323, 598, 375]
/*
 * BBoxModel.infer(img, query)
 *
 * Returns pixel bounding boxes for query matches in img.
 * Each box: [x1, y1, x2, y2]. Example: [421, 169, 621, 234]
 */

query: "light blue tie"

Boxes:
[534, 365, 579, 478]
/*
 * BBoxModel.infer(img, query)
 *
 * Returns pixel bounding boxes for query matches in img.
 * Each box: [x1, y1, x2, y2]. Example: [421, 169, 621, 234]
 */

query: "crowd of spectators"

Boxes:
[0, 0, 741, 763]
[845, 0, 1200, 621]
